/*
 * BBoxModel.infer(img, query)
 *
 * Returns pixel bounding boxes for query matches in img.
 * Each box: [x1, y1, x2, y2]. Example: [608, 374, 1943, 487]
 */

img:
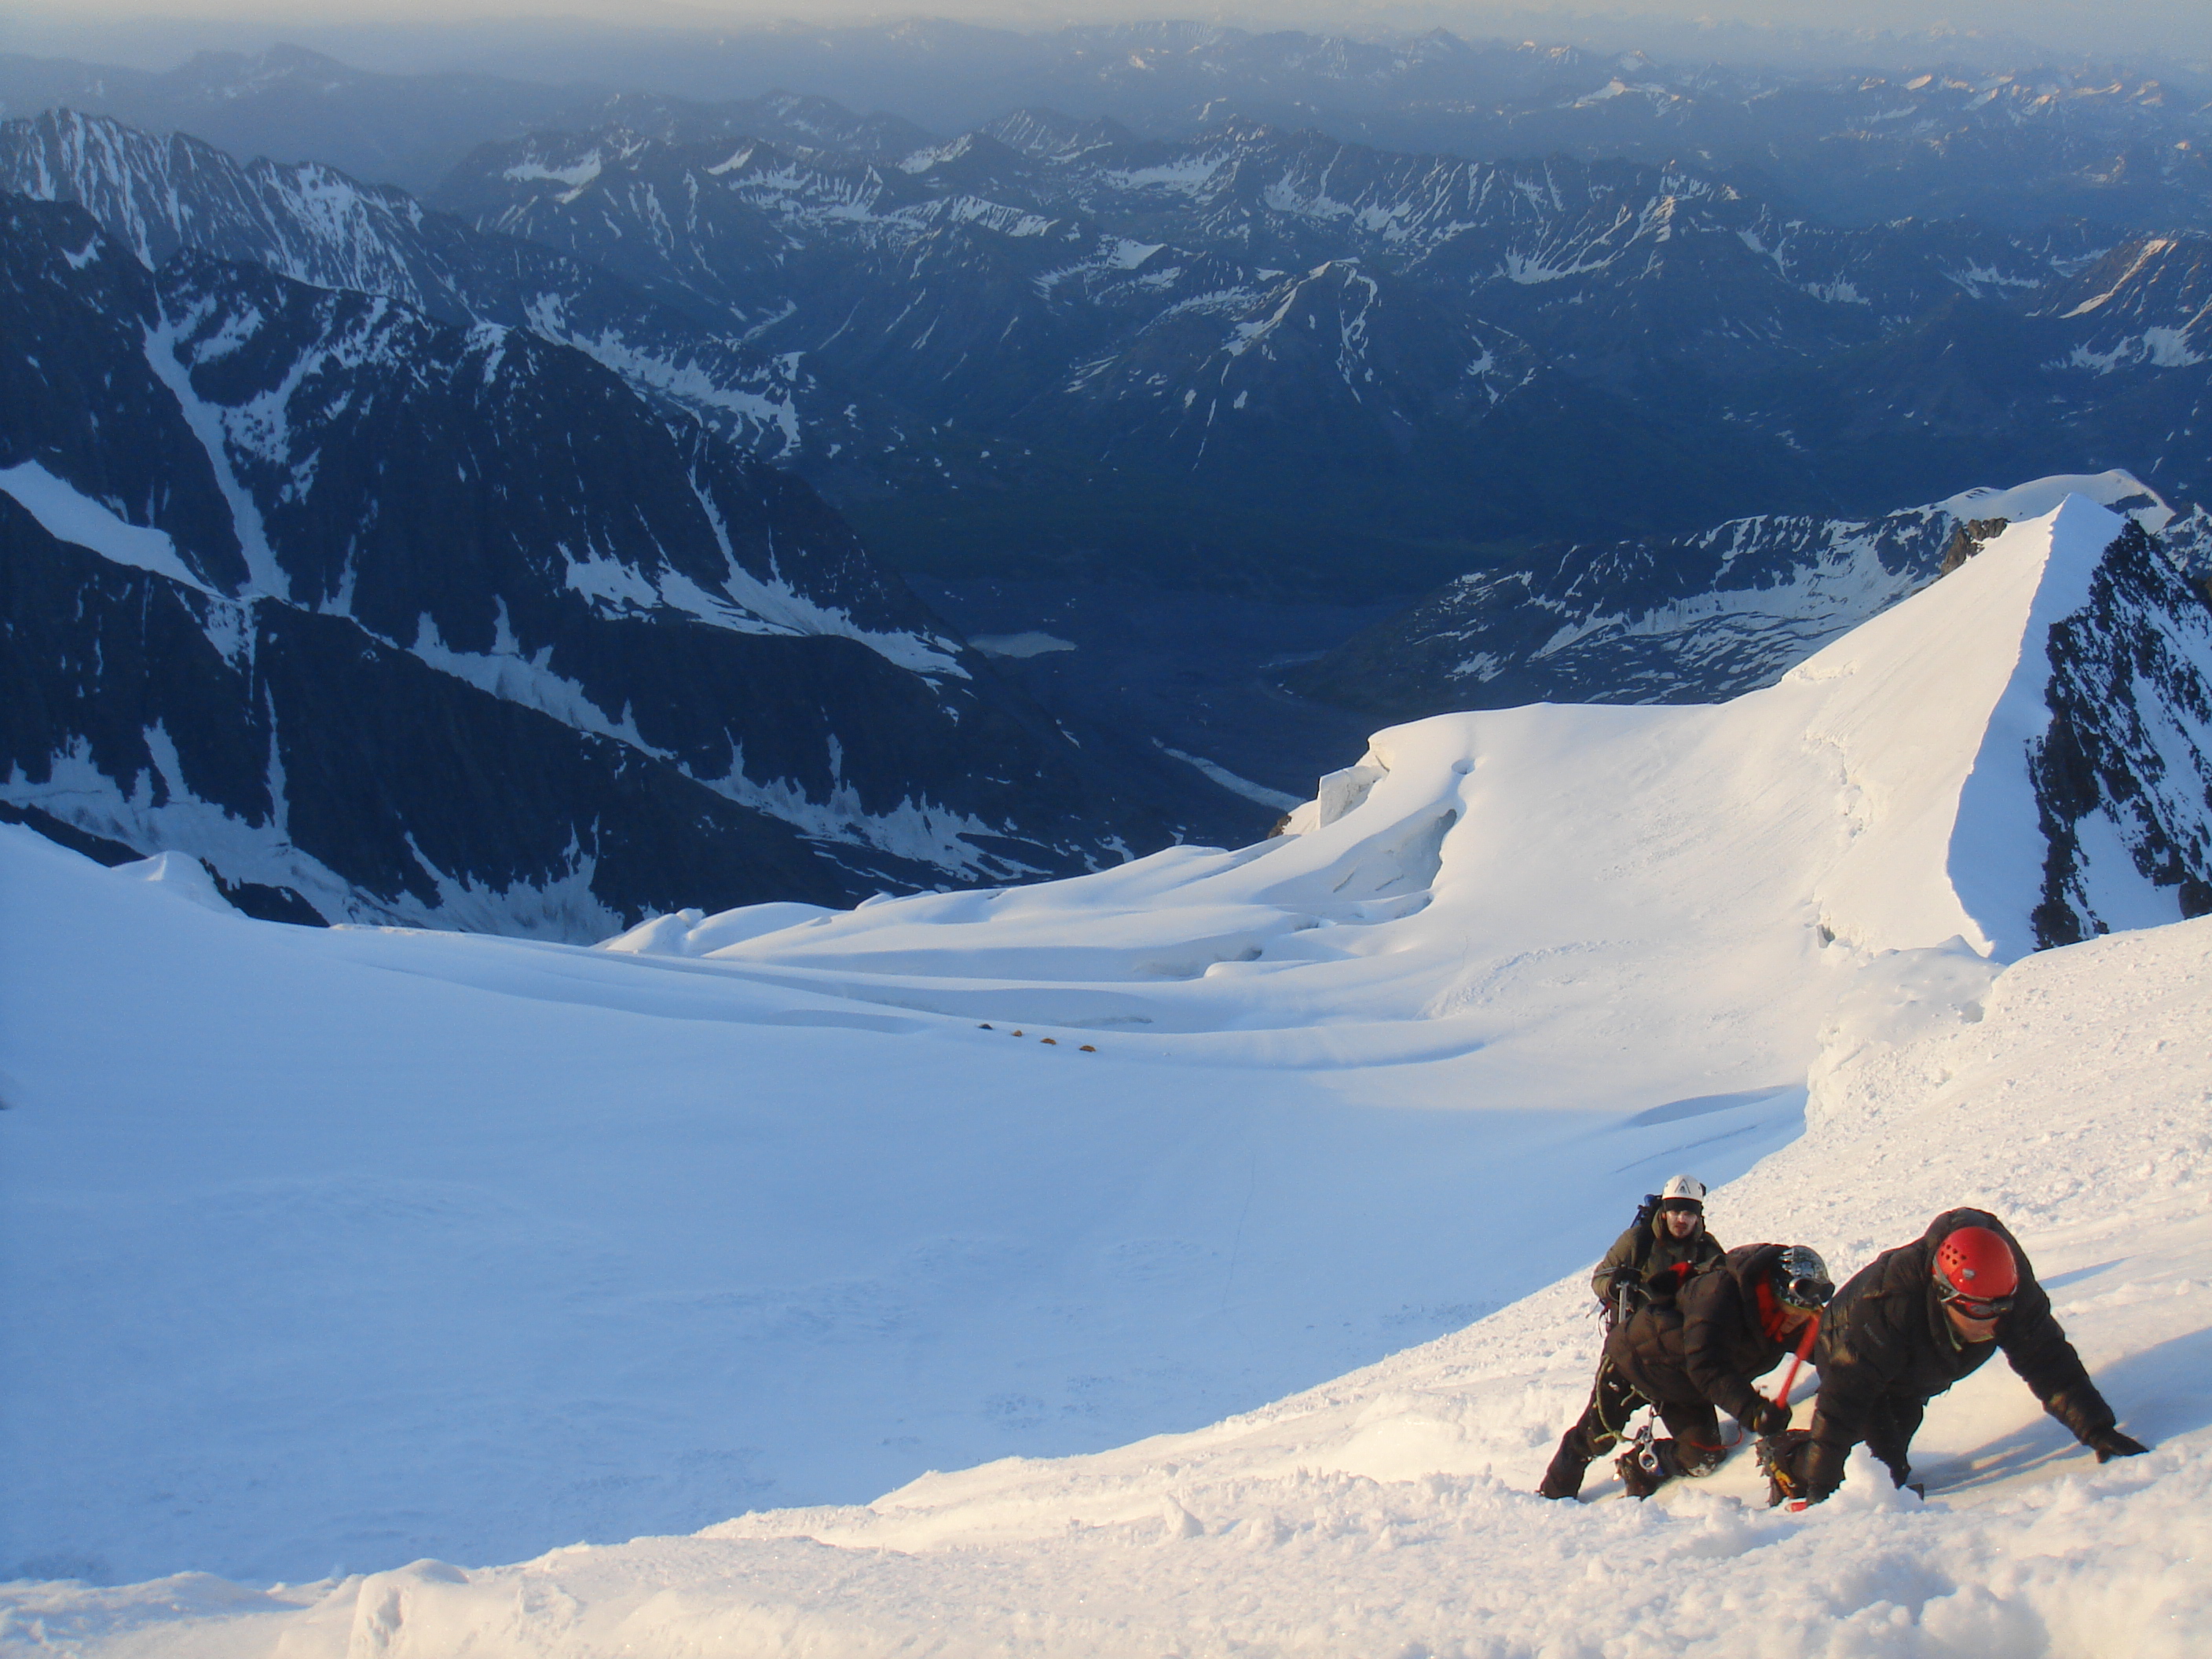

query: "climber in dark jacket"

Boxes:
[1790, 1209, 2149, 1502]
[1540, 1241, 1833, 1500]
[1590, 1174, 1726, 1330]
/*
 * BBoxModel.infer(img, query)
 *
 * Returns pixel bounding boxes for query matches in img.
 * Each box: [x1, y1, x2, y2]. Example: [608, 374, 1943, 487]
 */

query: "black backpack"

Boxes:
[1602, 1195, 1665, 1329]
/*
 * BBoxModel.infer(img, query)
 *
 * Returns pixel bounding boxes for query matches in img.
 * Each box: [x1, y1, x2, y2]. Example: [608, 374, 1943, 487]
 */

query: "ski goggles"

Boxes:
[1774, 1245, 1833, 1310]
[1937, 1286, 2014, 1320]
[1778, 1273, 1833, 1310]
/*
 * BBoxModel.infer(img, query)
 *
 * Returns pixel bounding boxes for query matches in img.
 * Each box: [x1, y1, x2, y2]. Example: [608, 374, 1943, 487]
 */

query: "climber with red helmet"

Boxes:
[1772, 1208, 2149, 1505]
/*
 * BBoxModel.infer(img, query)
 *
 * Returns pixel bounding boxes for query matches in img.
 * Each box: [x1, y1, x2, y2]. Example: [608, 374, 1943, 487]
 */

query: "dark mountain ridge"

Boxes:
[0, 192, 1176, 934]
[0, 108, 828, 460]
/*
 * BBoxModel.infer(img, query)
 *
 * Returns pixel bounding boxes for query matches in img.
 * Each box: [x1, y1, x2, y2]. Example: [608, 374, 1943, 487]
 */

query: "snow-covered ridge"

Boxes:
[1291, 469, 2177, 720]
[610, 493, 2211, 1043]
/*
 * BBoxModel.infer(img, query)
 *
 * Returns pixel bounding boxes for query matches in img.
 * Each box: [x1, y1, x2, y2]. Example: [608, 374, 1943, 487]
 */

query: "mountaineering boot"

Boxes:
[1756, 1430, 1813, 1507]
[1673, 1434, 1727, 1478]
[1538, 1441, 1590, 1500]
[1616, 1435, 1680, 1500]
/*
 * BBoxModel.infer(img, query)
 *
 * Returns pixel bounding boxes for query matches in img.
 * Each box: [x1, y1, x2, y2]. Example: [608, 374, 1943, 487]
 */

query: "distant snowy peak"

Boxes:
[1287, 471, 2177, 723]
[980, 108, 1138, 163]
[0, 106, 434, 287]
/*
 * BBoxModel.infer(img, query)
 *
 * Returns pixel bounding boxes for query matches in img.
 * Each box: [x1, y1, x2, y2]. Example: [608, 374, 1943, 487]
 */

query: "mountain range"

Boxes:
[6, 37, 2212, 932]
[0, 190, 1179, 933]
[9, 86, 2211, 602]
[6, 28, 2207, 229]
[430, 103, 2211, 591]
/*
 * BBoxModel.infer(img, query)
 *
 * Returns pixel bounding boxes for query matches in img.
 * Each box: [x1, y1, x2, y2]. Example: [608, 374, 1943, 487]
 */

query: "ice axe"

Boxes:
[1771, 1312, 1820, 1512]
[1772, 1309, 1820, 1415]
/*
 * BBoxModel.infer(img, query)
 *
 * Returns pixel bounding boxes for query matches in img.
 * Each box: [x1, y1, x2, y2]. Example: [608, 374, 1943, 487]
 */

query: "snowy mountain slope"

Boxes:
[639, 493, 2211, 1007]
[0, 818, 1811, 1591]
[8, 627, 2211, 1652]
[0, 110, 819, 457]
[0, 502, 851, 935]
[1289, 469, 2171, 720]
[102, 906, 2200, 1659]
[2039, 231, 2212, 376]
[0, 194, 1160, 928]
[4, 493, 2201, 1603]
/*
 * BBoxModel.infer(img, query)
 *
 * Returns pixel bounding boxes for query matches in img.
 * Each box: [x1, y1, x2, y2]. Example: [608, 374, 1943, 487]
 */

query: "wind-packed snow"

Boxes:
[3, 496, 2208, 1655]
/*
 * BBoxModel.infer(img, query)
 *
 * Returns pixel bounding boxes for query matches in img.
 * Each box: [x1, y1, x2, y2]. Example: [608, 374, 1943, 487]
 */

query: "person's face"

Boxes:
[1943, 1301, 2001, 1343]
[1776, 1302, 1817, 1333]
[1661, 1205, 1699, 1240]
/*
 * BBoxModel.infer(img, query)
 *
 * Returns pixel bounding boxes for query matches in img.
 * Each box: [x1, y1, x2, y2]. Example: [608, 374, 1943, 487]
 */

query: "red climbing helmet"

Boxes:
[1934, 1225, 2019, 1317]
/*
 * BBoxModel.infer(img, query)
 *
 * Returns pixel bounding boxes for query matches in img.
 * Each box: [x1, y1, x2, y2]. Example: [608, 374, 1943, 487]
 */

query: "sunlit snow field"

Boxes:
[3, 495, 2209, 1655]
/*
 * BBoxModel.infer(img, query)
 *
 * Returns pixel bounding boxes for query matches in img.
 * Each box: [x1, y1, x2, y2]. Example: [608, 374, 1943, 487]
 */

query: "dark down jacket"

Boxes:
[1809, 1208, 2113, 1464]
[1606, 1243, 1801, 1424]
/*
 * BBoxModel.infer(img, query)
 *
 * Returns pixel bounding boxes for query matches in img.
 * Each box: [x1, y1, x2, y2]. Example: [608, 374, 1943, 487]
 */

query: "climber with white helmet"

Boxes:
[1590, 1174, 1723, 1332]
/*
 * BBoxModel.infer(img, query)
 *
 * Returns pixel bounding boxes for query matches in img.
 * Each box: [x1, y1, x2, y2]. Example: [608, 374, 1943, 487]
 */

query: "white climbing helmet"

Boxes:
[1659, 1175, 1707, 1204]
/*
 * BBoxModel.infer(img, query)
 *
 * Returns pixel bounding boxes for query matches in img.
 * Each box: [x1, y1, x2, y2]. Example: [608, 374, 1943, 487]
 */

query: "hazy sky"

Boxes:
[5, 0, 2209, 68]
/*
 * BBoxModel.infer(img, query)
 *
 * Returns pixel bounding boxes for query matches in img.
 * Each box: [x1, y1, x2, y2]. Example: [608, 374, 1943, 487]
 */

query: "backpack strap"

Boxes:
[1628, 1194, 1661, 1272]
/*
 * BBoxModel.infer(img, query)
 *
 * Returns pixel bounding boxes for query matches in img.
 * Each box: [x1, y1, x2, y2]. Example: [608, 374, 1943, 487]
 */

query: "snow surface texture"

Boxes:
[28, 907, 2197, 1658]
[3, 496, 2208, 1654]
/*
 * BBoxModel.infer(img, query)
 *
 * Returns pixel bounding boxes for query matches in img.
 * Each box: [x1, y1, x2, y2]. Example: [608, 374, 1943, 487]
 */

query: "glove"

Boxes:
[2088, 1428, 2149, 1463]
[1749, 1397, 1792, 1437]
